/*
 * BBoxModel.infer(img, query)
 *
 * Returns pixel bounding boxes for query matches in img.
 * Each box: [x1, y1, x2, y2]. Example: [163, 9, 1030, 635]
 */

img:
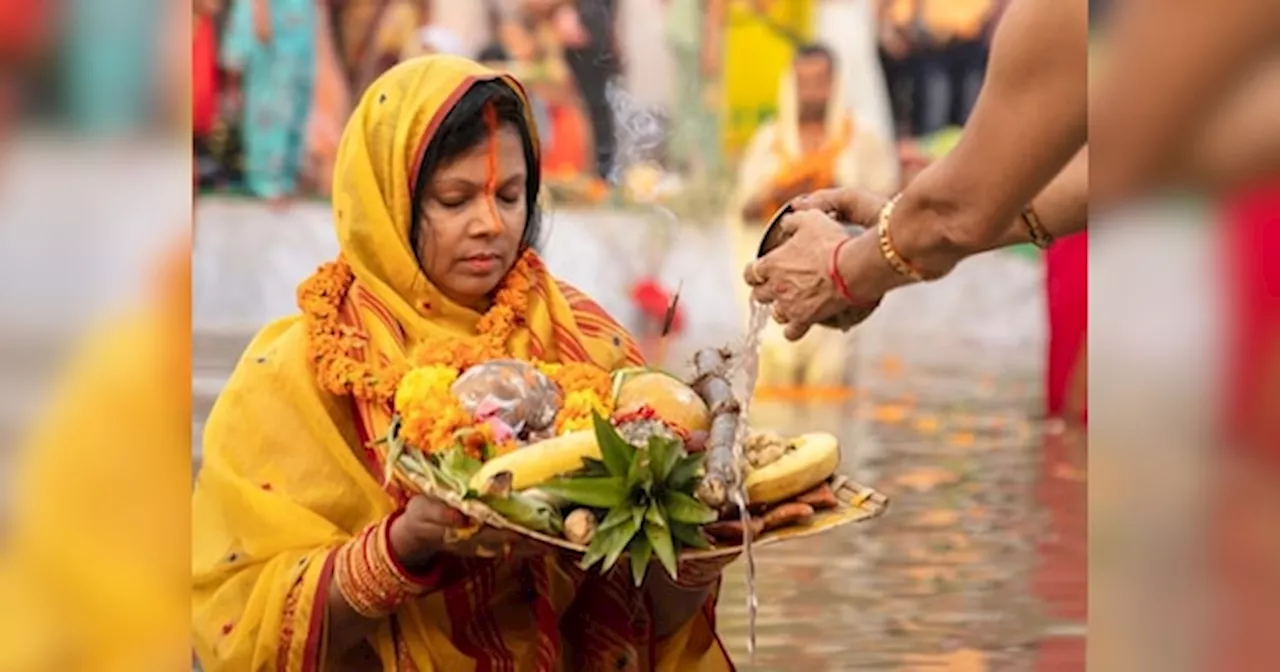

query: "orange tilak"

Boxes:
[483, 103, 502, 229]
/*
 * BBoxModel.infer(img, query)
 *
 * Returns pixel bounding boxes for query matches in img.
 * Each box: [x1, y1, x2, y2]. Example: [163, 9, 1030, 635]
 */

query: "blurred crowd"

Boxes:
[194, 0, 635, 206]
[192, 0, 1007, 208]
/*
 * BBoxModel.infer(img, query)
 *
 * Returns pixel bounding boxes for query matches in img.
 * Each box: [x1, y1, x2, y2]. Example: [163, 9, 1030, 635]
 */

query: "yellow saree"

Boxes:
[192, 56, 732, 672]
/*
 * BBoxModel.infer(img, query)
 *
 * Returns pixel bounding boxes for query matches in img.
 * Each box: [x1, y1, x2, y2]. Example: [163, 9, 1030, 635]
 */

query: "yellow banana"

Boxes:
[469, 430, 600, 492]
[744, 432, 841, 505]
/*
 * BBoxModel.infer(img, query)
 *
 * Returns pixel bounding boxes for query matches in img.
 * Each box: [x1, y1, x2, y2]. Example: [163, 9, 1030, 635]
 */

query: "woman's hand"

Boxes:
[672, 552, 739, 587]
[388, 495, 545, 571]
[744, 209, 876, 342]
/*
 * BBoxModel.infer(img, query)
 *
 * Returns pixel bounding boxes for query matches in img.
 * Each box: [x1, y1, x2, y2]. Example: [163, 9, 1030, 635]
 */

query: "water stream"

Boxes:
[727, 299, 772, 659]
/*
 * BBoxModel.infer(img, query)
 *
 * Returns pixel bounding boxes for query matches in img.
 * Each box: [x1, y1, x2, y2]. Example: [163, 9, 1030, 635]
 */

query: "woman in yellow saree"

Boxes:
[192, 55, 735, 672]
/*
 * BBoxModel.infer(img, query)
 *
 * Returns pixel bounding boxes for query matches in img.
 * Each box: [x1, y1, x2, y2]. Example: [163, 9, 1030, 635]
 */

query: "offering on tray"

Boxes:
[377, 349, 887, 586]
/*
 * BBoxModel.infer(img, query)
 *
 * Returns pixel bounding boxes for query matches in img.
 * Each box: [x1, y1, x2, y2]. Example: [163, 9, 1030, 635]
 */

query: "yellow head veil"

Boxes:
[331, 55, 539, 339]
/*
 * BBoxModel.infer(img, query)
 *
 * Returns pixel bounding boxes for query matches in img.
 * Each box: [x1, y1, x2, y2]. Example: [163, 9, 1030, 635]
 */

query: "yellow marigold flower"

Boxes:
[557, 389, 611, 434]
[394, 365, 459, 414]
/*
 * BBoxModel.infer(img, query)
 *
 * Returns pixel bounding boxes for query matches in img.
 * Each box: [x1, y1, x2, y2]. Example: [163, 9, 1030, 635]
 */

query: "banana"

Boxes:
[744, 432, 841, 505]
[468, 430, 601, 492]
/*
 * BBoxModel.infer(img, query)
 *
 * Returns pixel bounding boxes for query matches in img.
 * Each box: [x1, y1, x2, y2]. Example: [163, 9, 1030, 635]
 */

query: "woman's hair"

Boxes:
[410, 79, 542, 252]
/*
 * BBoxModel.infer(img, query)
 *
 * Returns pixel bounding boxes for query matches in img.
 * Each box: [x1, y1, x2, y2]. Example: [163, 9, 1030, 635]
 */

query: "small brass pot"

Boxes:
[755, 203, 880, 331]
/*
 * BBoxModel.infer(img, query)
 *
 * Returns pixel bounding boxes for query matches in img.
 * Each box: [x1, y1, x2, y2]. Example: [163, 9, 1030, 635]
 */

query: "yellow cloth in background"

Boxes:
[193, 56, 730, 671]
[721, 0, 814, 156]
[886, 0, 993, 41]
[0, 236, 192, 672]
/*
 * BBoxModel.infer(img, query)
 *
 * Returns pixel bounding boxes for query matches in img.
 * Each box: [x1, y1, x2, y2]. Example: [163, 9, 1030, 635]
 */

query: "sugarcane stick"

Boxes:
[690, 347, 741, 510]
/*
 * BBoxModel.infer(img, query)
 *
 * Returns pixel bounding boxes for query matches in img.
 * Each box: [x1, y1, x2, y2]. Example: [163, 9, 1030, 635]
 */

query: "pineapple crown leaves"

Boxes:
[539, 411, 717, 585]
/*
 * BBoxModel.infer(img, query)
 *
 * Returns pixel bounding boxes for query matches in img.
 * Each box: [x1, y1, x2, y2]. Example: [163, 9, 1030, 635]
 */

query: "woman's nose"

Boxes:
[469, 199, 505, 236]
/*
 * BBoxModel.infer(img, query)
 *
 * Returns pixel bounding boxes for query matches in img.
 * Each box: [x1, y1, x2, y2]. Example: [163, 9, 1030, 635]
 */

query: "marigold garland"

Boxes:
[300, 249, 617, 463]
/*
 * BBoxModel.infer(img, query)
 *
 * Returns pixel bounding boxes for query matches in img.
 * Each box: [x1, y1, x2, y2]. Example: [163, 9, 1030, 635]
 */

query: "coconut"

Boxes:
[613, 372, 712, 437]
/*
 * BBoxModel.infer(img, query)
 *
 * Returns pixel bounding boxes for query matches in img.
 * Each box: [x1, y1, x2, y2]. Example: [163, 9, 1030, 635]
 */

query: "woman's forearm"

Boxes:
[325, 579, 386, 659]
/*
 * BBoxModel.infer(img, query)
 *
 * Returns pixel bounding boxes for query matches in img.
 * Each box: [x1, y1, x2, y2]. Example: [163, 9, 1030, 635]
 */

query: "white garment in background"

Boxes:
[817, 0, 896, 145]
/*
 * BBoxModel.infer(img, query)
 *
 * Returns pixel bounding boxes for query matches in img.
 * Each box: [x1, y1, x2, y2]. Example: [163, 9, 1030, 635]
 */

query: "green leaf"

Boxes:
[577, 457, 612, 478]
[597, 506, 634, 535]
[645, 501, 668, 530]
[649, 436, 683, 483]
[668, 453, 705, 492]
[579, 521, 633, 571]
[578, 532, 611, 571]
[645, 521, 679, 580]
[629, 536, 653, 586]
[383, 419, 406, 487]
[538, 477, 629, 509]
[592, 411, 636, 477]
[632, 504, 646, 531]
[670, 522, 711, 550]
[423, 455, 467, 494]
[482, 492, 564, 536]
[662, 491, 718, 525]
[626, 449, 653, 493]
[439, 446, 483, 486]
[601, 524, 634, 573]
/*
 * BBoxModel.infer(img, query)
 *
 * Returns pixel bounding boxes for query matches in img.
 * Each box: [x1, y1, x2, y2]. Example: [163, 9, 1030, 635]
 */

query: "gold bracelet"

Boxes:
[333, 516, 429, 619]
[1021, 203, 1055, 249]
[876, 194, 929, 282]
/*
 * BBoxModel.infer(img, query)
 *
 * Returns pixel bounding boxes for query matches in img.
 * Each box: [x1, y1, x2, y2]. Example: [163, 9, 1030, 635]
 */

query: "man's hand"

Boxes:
[790, 187, 888, 227]
[743, 210, 867, 341]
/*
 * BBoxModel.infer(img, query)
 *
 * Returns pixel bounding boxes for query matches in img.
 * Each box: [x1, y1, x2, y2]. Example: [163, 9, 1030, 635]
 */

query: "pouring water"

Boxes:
[726, 299, 771, 659]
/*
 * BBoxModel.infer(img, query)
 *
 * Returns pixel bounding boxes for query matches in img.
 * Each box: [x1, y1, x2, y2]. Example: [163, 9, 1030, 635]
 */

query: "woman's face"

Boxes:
[415, 121, 528, 310]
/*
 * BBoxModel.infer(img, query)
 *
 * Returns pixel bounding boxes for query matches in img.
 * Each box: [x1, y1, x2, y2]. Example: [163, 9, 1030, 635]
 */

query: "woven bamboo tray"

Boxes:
[401, 471, 889, 560]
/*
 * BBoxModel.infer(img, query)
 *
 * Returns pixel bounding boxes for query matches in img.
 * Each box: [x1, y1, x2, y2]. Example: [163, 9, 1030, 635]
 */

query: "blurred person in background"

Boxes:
[875, 0, 926, 138]
[301, 0, 351, 198]
[194, 0, 223, 187]
[221, 0, 316, 207]
[876, 0, 1002, 138]
[63, 0, 159, 135]
[560, 0, 620, 180]
[331, 0, 426, 97]
[192, 56, 734, 671]
[484, 0, 597, 183]
[664, 0, 726, 185]
[730, 43, 897, 392]
[921, 0, 1001, 131]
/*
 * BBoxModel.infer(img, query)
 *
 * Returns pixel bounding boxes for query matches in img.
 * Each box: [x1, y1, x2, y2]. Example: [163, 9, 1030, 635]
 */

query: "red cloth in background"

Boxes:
[1224, 183, 1280, 469]
[192, 15, 218, 138]
[1045, 232, 1088, 421]
[0, 0, 51, 60]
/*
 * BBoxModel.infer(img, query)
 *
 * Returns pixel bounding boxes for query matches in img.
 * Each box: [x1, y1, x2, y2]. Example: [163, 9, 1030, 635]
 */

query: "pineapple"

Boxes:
[538, 412, 718, 586]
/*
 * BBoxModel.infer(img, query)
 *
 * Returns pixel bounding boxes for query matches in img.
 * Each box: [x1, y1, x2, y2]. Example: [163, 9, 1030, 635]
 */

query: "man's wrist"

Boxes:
[836, 229, 904, 300]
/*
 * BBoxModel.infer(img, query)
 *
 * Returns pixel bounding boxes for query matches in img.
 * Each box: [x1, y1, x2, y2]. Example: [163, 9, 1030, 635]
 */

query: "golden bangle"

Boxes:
[333, 517, 427, 619]
[876, 194, 929, 282]
[1021, 203, 1055, 249]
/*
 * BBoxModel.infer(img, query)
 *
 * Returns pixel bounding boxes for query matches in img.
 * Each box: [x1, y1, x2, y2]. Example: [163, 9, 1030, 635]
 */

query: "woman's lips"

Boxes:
[461, 254, 500, 273]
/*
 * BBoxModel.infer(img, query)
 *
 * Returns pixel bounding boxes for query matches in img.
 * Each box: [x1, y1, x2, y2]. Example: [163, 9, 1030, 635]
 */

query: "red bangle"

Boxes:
[829, 237, 871, 307]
